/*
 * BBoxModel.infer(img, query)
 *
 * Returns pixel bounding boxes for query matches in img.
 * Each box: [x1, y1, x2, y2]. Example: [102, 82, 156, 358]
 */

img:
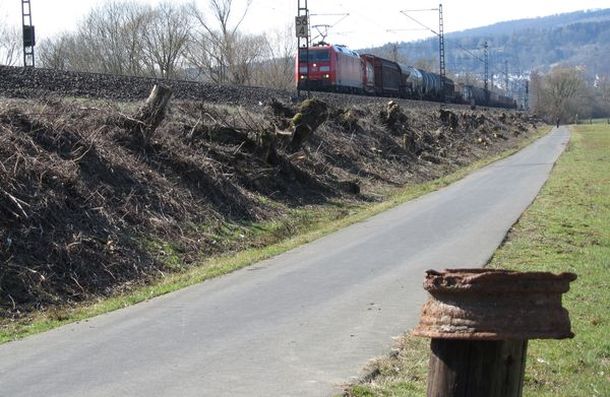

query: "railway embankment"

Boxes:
[0, 67, 541, 334]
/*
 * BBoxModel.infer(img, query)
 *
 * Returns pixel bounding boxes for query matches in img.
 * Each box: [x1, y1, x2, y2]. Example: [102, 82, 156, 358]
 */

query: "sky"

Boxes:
[1, 0, 608, 48]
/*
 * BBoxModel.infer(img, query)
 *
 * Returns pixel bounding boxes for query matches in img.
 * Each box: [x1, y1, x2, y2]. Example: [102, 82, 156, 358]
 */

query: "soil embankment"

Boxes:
[0, 67, 540, 317]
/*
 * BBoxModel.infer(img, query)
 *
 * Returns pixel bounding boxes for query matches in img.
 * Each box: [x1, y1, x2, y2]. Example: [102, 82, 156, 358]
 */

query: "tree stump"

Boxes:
[129, 85, 173, 143]
[289, 99, 328, 153]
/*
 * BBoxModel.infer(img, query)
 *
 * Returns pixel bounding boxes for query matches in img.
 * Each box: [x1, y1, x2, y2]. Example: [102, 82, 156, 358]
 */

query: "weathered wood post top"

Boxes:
[413, 268, 577, 397]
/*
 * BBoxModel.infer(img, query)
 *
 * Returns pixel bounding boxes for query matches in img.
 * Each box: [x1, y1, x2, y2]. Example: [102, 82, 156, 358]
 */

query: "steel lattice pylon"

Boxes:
[438, 3, 446, 102]
[297, 0, 310, 97]
[22, 0, 35, 67]
[484, 41, 489, 105]
[438, 5, 445, 78]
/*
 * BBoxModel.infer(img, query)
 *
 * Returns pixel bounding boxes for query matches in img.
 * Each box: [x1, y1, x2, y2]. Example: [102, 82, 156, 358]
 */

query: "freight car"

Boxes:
[403, 66, 447, 101]
[461, 85, 487, 106]
[460, 84, 517, 109]
[360, 54, 402, 97]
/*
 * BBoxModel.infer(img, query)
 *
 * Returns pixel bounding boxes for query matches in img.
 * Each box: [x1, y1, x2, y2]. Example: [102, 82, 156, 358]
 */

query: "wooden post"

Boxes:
[427, 339, 527, 397]
[413, 269, 576, 397]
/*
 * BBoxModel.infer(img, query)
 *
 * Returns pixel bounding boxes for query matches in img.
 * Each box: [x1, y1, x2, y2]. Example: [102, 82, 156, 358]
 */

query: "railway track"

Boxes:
[0, 65, 481, 111]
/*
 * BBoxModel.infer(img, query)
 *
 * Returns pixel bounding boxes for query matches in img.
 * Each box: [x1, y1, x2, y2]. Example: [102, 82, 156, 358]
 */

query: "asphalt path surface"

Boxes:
[0, 127, 570, 397]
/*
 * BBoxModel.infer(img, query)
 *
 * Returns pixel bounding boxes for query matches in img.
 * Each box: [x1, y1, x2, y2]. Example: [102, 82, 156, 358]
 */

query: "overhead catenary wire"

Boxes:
[399, 8, 511, 82]
[335, 2, 415, 43]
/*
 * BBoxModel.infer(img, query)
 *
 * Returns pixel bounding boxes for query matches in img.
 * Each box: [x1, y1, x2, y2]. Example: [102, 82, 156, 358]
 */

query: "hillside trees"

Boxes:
[362, 43, 410, 64]
[38, 1, 194, 78]
[36, 0, 293, 88]
[532, 67, 586, 121]
[531, 66, 610, 121]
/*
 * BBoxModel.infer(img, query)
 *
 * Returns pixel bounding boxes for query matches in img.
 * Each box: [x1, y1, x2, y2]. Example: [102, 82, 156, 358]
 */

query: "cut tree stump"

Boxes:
[130, 85, 173, 143]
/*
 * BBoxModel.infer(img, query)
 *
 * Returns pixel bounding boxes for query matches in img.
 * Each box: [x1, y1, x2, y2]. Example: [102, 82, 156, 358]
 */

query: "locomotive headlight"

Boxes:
[300, 75, 306, 80]
[323, 74, 330, 79]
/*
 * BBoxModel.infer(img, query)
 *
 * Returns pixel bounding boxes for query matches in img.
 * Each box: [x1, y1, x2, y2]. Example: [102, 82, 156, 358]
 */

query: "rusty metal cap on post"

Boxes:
[412, 269, 577, 340]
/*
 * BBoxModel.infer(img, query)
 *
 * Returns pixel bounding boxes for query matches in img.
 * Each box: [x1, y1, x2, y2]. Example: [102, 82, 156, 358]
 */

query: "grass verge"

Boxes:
[345, 123, 610, 396]
[0, 127, 549, 344]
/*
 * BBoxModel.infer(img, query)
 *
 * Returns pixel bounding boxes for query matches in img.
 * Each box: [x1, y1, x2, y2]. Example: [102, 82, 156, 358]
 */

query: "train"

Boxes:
[296, 44, 517, 109]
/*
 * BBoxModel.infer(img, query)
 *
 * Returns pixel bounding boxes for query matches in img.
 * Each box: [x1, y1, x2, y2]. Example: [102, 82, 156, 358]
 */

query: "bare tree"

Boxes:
[0, 20, 20, 66]
[250, 25, 297, 89]
[546, 68, 585, 113]
[39, 1, 194, 78]
[76, 1, 151, 75]
[532, 67, 590, 122]
[38, 34, 77, 70]
[591, 75, 610, 118]
[227, 32, 268, 85]
[187, 0, 256, 84]
[141, 3, 192, 79]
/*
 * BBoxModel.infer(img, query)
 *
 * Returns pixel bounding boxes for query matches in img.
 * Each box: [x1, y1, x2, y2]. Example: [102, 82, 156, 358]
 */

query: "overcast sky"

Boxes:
[1, 0, 608, 48]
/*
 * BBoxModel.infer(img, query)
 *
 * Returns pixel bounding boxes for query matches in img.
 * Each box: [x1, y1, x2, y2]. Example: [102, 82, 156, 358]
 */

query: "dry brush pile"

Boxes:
[0, 91, 540, 317]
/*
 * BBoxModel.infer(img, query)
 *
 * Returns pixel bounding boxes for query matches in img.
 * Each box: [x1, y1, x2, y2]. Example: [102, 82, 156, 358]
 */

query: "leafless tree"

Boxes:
[592, 75, 610, 117]
[227, 32, 268, 85]
[76, 1, 151, 75]
[532, 67, 591, 122]
[39, 1, 195, 79]
[37, 34, 75, 70]
[250, 25, 297, 89]
[0, 20, 21, 66]
[187, 0, 259, 84]
[141, 2, 192, 79]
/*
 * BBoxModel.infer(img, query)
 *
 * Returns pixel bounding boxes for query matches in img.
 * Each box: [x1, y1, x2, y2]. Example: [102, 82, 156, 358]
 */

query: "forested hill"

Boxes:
[365, 9, 610, 78]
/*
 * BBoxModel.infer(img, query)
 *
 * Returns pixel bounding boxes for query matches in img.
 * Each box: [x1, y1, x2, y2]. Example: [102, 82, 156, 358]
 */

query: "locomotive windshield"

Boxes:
[298, 48, 330, 62]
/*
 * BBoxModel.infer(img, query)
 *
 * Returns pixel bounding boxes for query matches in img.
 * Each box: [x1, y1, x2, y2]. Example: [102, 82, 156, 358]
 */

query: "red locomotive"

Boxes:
[296, 44, 364, 94]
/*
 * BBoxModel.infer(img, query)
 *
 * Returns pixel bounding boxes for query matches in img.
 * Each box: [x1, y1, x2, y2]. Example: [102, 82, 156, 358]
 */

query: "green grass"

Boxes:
[346, 123, 610, 396]
[487, 123, 610, 396]
[580, 118, 610, 125]
[0, 128, 548, 344]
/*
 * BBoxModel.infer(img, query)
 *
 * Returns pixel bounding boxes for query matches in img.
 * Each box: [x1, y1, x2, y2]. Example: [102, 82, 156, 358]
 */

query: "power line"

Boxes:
[399, 7, 512, 81]
[400, 9, 440, 36]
